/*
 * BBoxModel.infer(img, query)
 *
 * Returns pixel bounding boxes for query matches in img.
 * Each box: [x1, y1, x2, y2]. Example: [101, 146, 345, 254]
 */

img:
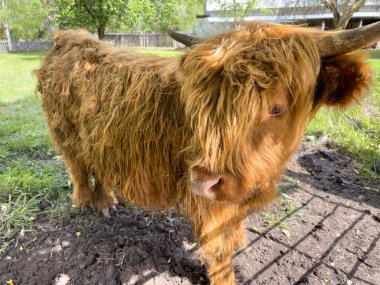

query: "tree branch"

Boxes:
[351, 0, 366, 13]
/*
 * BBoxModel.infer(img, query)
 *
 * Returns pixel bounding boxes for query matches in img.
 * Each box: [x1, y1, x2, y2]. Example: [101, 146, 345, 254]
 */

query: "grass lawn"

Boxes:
[134, 49, 184, 57]
[0, 53, 69, 251]
[0, 50, 379, 251]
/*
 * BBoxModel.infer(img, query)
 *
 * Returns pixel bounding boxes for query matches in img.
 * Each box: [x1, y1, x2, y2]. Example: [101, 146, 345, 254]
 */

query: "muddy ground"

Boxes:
[1, 143, 379, 285]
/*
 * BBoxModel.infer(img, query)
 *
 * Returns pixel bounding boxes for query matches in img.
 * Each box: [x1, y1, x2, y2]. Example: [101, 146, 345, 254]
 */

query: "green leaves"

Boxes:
[55, 0, 130, 38]
[123, 0, 181, 33]
[1, 0, 202, 40]
[1, 0, 53, 40]
[214, 0, 260, 22]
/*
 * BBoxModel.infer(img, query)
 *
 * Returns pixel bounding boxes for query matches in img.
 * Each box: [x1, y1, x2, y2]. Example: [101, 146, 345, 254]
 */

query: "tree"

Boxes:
[122, 0, 182, 33]
[149, 0, 179, 32]
[55, 0, 130, 39]
[320, 0, 366, 29]
[282, 0, 368, 29]
[212, 0, 274, 29]
[0, 0, 10, 49]
[217, 0, 258, 22]
[0, 0, 52, 40]
[177, 0, 204, 31]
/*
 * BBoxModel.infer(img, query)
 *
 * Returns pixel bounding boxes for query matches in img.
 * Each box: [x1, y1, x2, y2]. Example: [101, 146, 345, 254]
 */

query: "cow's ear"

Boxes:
[314, 53, 372, 110]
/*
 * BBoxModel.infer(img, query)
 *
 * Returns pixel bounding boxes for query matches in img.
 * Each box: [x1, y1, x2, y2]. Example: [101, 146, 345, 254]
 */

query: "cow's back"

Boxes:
[36, 32, 186, 209]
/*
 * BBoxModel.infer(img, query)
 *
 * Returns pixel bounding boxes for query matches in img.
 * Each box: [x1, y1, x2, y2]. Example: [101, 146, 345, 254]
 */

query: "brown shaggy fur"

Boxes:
[35, 22, 372, 284]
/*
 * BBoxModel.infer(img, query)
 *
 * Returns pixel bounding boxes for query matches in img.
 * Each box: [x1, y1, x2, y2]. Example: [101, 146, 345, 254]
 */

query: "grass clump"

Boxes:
[0, 158, 68, 243]
[262, 176, 303, 233]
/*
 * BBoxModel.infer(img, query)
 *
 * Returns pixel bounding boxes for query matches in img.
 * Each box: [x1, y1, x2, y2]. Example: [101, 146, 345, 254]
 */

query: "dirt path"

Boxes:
[1, 144, 379, 285]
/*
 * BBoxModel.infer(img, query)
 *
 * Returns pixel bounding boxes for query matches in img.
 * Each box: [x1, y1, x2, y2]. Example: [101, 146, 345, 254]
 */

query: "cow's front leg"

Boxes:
[62, 154, 94, 208]
[191, 202, 247, 285]
[93, 179, 118, 218]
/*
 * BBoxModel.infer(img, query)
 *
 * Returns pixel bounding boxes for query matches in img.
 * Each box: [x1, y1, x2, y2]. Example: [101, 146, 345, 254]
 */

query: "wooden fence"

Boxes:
[0, 32, 185, 53]
[103, 33, 184, 48]
[0, 40, 54, 53]
[0, 40, 9, 52]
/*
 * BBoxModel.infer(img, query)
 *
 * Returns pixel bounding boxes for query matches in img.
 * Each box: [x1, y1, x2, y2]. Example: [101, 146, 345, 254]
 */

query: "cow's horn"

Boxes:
[167, 29, 201, 47]
[317, 21, 380, 58]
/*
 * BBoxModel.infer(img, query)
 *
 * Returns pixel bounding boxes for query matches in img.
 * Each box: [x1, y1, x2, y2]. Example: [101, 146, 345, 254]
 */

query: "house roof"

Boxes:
[203, 0, 380, 22]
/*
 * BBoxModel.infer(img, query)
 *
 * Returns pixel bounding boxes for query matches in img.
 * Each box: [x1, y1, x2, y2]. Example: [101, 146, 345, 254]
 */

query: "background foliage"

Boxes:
[0, 0, 203, 40]
[0, 0, 55, 40]
[55, 0, 130, 39]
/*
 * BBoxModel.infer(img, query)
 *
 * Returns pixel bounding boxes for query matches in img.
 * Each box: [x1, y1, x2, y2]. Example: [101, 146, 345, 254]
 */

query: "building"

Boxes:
[197, 0, 380, 31]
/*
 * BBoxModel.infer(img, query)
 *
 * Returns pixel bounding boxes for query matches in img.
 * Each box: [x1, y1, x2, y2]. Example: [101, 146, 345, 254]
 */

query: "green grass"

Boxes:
[0, 52, 68, 249]
[369, 49, 380, 59]
[307, 58, 380, 176]
[262, 176, 303, 233]
[134, 49, 184, 57]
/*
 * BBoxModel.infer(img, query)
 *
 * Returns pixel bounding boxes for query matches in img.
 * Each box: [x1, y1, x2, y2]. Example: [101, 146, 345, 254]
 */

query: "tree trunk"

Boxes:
[97, 26, 105, 39]
[1, 0, 12, 51]
[337, 16, 350, 29]
[332, 11, 342, 29]
[326, 0, 367, 30]
[46, 15, 51, 40]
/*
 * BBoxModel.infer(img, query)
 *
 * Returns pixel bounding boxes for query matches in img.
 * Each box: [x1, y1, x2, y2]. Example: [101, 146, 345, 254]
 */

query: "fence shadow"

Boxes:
[232, 145, 379, 284]
[1, 97, 378, 285]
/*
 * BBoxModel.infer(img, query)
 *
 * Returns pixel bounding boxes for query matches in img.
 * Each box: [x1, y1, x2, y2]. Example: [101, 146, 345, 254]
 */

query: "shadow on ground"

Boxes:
[0, 207, 207, 285]
[234, 144, 379, 285]
[0, 144, 379, 285]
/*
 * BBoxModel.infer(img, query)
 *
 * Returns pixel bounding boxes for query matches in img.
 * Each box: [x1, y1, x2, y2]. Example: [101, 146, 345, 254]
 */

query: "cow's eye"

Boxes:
[269, 105, 285, 117]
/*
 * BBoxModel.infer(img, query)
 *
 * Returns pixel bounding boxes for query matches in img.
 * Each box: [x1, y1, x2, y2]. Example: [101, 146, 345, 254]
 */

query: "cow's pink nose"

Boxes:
[190, 167, 222, 200]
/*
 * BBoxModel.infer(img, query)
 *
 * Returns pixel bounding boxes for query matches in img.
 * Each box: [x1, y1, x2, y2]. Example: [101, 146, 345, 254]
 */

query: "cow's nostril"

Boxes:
[217, 178, 223, 185]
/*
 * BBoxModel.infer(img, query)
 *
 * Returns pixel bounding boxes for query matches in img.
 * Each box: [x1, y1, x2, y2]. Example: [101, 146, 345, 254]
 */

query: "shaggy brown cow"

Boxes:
[36, 22, 379, 284]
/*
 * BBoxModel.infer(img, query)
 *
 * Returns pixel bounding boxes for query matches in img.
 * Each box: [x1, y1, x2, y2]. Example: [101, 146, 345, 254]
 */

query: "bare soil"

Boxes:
[1, 143, 379, 285]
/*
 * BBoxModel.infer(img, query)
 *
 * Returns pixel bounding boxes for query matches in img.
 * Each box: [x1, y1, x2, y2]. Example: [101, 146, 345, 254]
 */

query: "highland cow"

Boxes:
[36, 22, 379, 284]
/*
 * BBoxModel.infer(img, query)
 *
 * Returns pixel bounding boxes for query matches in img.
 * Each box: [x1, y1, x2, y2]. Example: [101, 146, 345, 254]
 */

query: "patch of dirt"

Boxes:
[1, 144, 379, 285]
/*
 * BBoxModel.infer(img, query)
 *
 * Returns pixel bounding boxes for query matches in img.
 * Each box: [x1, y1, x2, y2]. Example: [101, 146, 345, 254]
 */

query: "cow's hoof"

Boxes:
[101, 205, 117, 218]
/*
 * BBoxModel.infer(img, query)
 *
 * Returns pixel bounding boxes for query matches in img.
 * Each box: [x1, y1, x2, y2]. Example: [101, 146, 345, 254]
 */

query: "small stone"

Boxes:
[305, 135, 315, 142]
[346, 280, 352, 285]
[317, 135, 329, 146]
[51, 244, 63, 254]
[53, 274, 70, 285]
[144, 275, 168, 285]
